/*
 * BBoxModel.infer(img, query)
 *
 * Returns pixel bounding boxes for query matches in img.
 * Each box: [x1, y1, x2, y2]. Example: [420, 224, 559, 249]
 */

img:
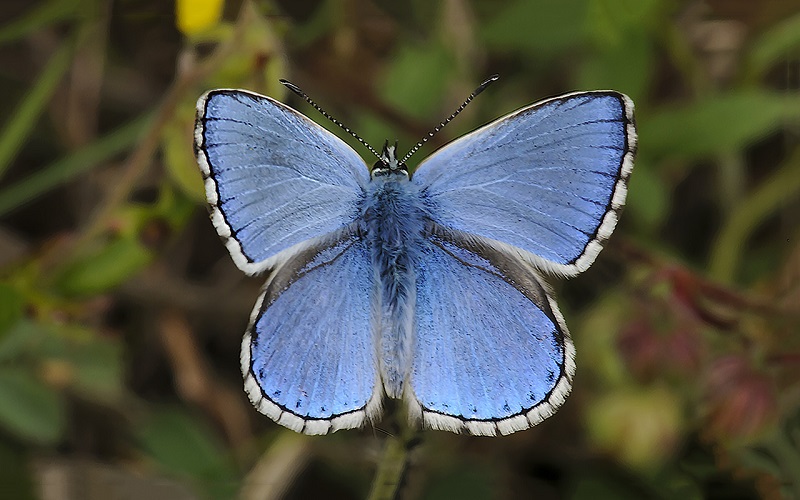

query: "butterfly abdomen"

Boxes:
[363, 176, 426, 398]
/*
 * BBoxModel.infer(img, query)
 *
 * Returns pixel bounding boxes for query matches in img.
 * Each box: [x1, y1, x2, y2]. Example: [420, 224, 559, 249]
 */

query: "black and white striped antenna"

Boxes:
[280, 79, 382, 161]
[400, 74, 499, 164]
[281, 74, 499, 165]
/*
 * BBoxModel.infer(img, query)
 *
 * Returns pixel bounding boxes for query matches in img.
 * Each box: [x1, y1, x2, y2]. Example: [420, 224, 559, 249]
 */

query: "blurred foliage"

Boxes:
[0, 0, 799, 498]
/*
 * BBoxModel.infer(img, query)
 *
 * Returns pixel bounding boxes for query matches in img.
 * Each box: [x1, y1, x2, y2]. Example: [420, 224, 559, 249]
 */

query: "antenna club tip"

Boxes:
[475, 74, 500, 95]
[279, 79, 304, 96]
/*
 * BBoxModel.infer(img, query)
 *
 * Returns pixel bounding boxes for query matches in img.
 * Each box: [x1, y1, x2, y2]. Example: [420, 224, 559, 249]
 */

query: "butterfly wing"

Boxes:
[195, 89, 370, 275]
[408, 225, 574, 436]
[412, 92, 636, 276]
[241, 228, 380, 435]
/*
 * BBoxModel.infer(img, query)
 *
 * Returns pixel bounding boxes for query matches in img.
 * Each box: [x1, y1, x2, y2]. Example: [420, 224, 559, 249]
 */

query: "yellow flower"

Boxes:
[176, 0, 224, 36]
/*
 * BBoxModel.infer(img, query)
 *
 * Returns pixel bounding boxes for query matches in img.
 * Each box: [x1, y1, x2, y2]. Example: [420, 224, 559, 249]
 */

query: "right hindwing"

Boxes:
[408, 224, 575, 436]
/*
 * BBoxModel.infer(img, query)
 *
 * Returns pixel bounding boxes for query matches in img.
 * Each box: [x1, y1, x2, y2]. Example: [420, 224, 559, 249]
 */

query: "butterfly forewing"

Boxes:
[412, 91, 636, 277]
[195, 89, 370, 275]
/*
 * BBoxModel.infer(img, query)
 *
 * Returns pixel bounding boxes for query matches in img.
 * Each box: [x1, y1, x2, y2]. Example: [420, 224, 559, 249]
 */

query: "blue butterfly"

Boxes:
[194, 79, 636, 436]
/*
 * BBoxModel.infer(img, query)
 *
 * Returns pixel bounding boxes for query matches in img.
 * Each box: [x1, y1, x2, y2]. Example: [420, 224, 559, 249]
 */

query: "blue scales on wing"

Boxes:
[408, 225, 575, 436]
[412, 92, 636, 276]
[241, 229, 380, 435]
[195, 89, 370, 275]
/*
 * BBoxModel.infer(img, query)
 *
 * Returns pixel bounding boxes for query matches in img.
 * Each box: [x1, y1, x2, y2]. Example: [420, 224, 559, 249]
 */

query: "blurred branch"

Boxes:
[158, 309, 252, 450]
[617, 238, 800, 319]
[0, 39, 74, 179]
[119, 261, 256, 317]
[709, 146, 800, 283]
[62, 0, 109, 148]
[239, 432, 311, 500]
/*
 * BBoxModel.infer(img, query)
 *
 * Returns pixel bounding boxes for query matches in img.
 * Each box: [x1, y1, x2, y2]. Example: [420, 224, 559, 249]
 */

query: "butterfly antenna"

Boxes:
[280, 79, 382, 160]
[400, 74, 499, 164]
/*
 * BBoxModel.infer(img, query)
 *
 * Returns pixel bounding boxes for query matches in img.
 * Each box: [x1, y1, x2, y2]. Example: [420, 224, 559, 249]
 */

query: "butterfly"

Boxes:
[194, 77, 636, 436]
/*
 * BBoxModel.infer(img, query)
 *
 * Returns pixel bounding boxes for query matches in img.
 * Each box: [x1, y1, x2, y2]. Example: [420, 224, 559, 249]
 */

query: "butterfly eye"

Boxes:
[371, 140, 409, 177]
[372, 159, 389, 176]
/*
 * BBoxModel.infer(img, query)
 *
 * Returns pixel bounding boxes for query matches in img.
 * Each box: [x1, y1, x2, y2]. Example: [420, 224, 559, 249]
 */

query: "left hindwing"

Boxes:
[241, 228, 380, 435]
[412, 91, 636, 277]
[408, 224, 575, 436]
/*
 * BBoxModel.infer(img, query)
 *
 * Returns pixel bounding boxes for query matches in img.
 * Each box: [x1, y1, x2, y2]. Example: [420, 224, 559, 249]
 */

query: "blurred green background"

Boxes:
[0, 0, 799, 498]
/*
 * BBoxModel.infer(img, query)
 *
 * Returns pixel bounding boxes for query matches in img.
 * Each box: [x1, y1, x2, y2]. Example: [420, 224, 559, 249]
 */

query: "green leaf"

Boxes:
[204, 7, 286, 95]
[579, 0, 663, 100]
[0, 283, 24, 336]
[624, 160, 668, 230]
[55, 236, 153, 296]
[382, 43, 453, 120]
[137, 409, 238, 499]
[0, 369, 65, 444]
[585, 386, 683, 470]
[641, 91, 800, 159]
[0, 441, 36, 500]
[746, 12, 800, 79]
[63, 335, 123, 401]
[576, 28, 653, 102]
[0, 321, 47, 362]
[154, 184, 197, 229]
[481, 0, 589, 57]
[585, 0, 664, 45]
[709, 148, 800, 282]
[0, 319, 123, 401]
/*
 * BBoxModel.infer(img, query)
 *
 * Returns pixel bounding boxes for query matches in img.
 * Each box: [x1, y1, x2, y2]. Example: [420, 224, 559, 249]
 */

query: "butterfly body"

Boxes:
[363, 165, 425, 398]
[195, 87, 636, 436]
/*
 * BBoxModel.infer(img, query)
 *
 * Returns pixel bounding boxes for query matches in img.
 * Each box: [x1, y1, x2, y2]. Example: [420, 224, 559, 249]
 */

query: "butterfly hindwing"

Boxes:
[412, 91, 636, 276]
[241, 229, 381, 435]
[408, 224, 575, 436]
[195, 89, 370, 275]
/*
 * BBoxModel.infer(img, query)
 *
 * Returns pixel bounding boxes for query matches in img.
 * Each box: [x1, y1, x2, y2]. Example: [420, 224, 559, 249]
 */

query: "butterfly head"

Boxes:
[372, 140, 408, 178]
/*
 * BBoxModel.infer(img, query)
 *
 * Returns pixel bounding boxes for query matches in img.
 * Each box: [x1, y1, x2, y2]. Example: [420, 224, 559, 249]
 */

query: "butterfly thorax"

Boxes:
[363, 172, 426, 399]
